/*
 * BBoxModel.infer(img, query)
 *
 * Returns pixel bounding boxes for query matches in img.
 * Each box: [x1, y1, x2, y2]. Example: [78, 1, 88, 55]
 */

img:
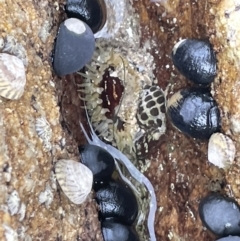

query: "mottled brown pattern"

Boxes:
[0, 0, 103, 240]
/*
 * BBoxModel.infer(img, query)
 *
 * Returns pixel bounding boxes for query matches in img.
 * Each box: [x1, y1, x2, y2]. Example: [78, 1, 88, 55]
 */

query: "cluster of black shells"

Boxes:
[78, 144, 140, 241]
[170, 40, 240, 241]
[168, 39, 221, 139]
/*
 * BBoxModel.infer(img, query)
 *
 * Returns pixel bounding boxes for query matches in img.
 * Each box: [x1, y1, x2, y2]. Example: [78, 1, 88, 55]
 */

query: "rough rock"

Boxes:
[1, 0, 240, 241]
[0, 0, 103, 240]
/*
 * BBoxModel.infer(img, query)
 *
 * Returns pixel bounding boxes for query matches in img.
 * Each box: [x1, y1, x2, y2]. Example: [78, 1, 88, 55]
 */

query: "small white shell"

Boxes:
[7, 190, 20, 216]
[35, 117, 52, 151]
[208, 133, 236, 169]
[55, 159, 93, 205]
[0, 53, 26, 100]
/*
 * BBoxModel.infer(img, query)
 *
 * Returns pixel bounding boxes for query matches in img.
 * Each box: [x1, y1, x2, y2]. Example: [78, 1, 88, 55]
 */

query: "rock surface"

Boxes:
[1, 0, 240, 241]
[0, 0, 102, 240]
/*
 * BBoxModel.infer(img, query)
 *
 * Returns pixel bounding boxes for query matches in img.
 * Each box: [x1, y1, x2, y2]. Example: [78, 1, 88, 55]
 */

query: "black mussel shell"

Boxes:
[167, 88, 221, 139]
[78, 144, 115, 183]
[216, 237, 240, 241]
[53, 18, 95, 76]
[65, 0, 106, 34]
[199, 193, 240, 236]
[96, 181, 138, 225]
[102, 219, 139, 241]
[172, 39, 217, 85]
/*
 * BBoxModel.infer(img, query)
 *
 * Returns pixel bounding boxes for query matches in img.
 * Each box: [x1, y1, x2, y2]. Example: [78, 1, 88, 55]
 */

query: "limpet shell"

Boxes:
[0, 53, 26, 100]
[208, 133, 236, 169]
[55, 159, 93, 204]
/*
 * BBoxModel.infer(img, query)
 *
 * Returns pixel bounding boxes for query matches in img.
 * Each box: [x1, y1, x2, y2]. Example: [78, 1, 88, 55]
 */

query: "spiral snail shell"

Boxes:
[172, 39, 217, 85]
[167, 88, 221, 139]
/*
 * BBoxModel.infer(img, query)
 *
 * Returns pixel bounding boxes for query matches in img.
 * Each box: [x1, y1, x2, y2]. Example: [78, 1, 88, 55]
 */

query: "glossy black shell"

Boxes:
[172, 39, 217, 85]
[53, 18, 95, 76]
[167, 88, 221, 139]
[78, 144, 115, 183]
[217, 237, 240, 241]
[199, 193, 240, 237]
[65, 0, 106, 33]
[102, 219, 139, 241]
[96, 181, 138, 225]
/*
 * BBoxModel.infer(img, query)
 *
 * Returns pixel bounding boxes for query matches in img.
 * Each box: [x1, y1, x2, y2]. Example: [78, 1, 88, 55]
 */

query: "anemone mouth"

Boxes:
[78, 43, 145, 154]
[99, 65, 125, 120]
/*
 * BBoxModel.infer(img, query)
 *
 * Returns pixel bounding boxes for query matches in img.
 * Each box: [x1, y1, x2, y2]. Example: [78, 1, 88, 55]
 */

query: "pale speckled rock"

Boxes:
[0, 0, 103, 240]
[211, 0, 240, 133]
[209, 0, 240, 208]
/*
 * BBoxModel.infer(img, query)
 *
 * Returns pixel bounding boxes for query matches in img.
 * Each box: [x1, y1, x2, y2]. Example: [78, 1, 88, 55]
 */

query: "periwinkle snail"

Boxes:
[65, 0, 107, 34]
[216, 237, 240, 241]
[167, 88, 221, 139]
[53, 18, 95, 76]
[172, 39, 217, 85]
[96, 180, 138, 225]
[78, 144, 115, 184]
[102, 219, 139, 241]
[65, 0, 126, 38]
[199, 193, 240, 237]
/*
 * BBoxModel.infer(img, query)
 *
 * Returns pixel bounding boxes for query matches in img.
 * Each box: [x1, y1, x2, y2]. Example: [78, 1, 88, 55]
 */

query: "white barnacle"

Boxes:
[3, 224, 18, 241]
[0, 53, 26, 100]
[208, 132, 236, 169]
[38, 183, 54, 209]
[7, 190, 20, 216]
[55, 159, 93, 205]
[18, 202, 26, 221]
[35, 117, 52, 151]
[80, 107, 157, 241]
[1, 35, 28, 66]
